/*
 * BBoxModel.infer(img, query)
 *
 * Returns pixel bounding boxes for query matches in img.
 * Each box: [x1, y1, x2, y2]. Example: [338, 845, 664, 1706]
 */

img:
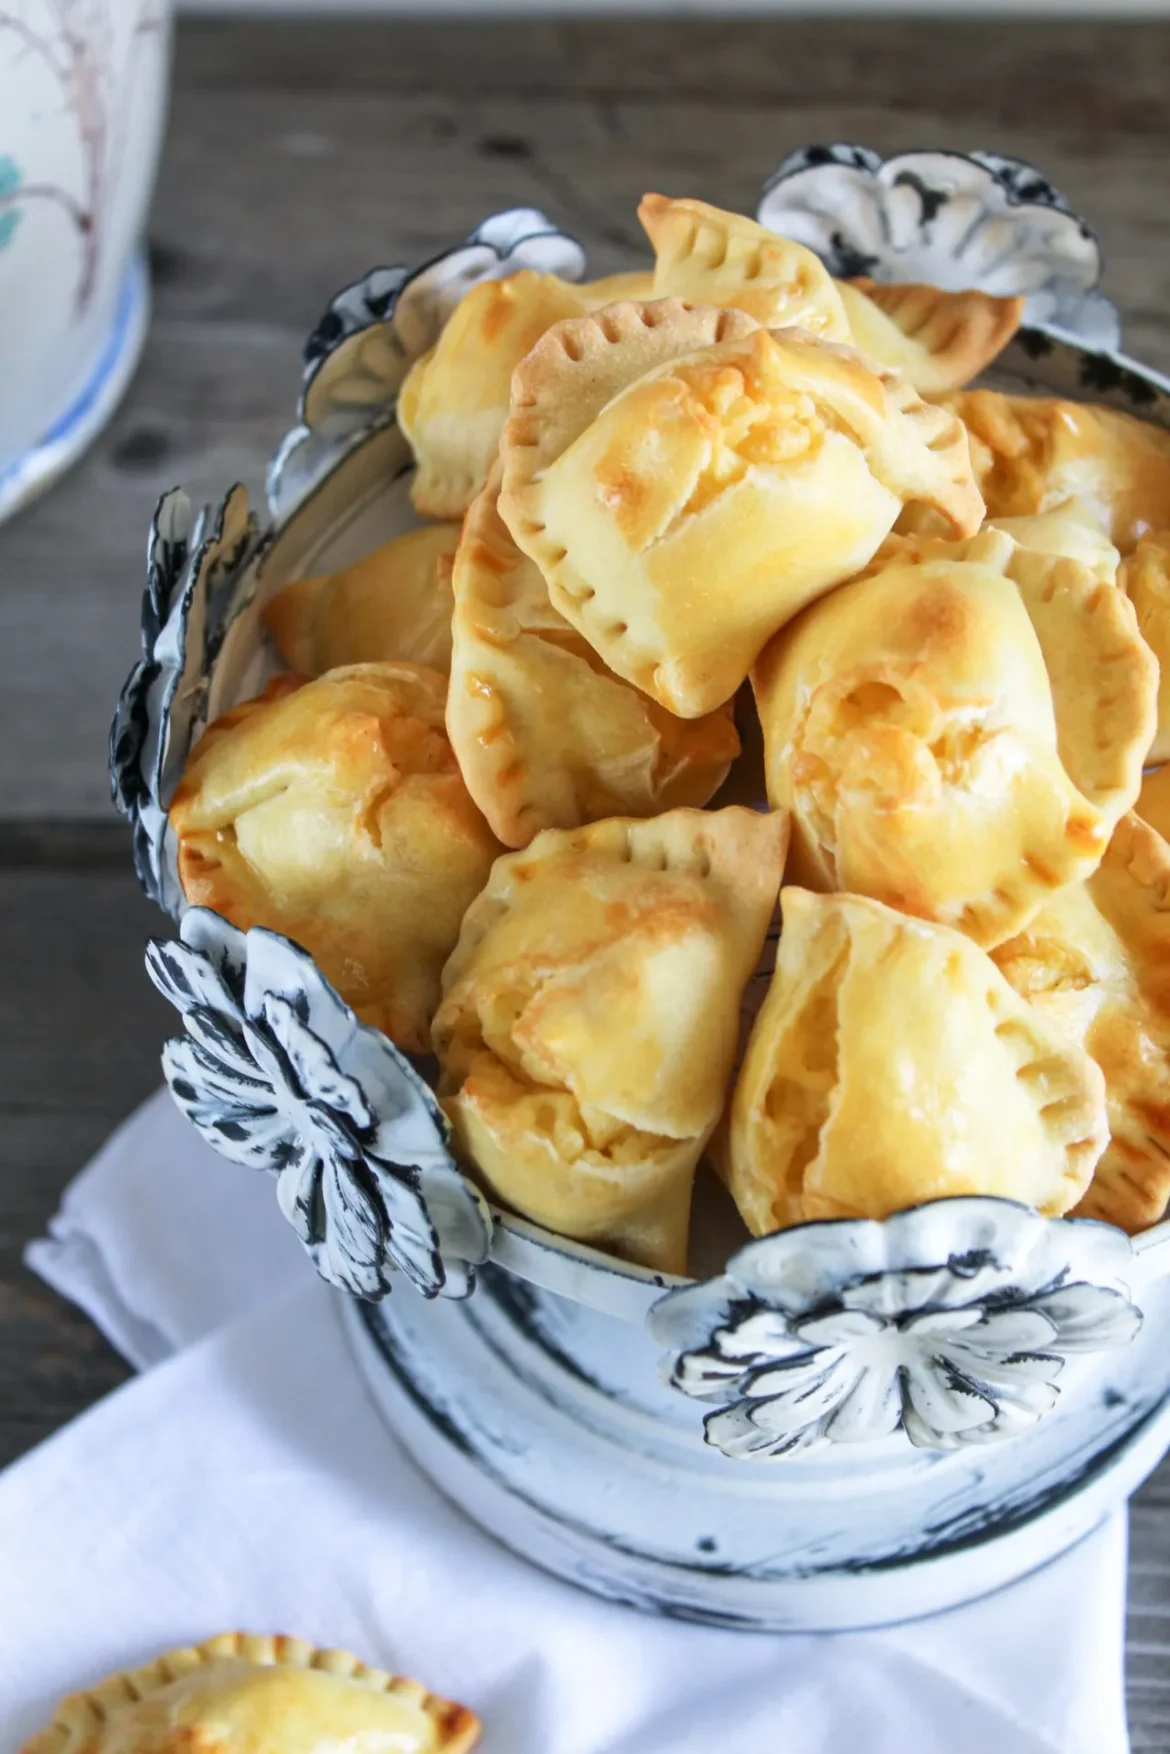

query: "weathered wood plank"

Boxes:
[0, 868, 169, 1463]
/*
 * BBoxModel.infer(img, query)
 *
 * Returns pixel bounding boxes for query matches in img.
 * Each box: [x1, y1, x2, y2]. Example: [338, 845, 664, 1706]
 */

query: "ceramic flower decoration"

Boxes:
[146, 907, 492, 1300]
[648, 1200, 1141, 1457]
[268, 208, 586, 518]
[109, 485, 263, 915]
[757, 143, 1120, 348]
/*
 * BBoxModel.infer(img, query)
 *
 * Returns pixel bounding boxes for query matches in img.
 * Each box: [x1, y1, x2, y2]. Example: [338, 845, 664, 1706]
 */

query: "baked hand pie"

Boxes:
[989, 500, 1121, 582]
[499, 305, 983, 717]
[834, 277, 1024, 395]
[397, 269, 588, 518]
[728, 888, 1107, 1234]
[264, 523, 461, 677]
[993, 812, 1170, 1233]
[1138, 762, 1170, 843]
[754, 526, 1157, 947]
[1120, 531, 1170, 761]
[20, 1631, 479, 1754]
[447, 465, 740, 847]
[170, 663, 501, 1052]
[579, 267, 656, 307]
[870, 500, 1122, 583]
[941, 388, 1170, 553]
[432, 807, 788, 1271]
[637, 192, 851, 340]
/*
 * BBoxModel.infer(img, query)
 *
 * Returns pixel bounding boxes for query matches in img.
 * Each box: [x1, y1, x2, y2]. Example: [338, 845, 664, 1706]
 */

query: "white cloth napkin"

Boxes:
[8, 1090, 1131, 1754]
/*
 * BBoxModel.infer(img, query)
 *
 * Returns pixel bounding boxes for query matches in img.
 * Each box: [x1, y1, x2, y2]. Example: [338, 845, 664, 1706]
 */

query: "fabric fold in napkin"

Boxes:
[9, 1090, 1131, 1754]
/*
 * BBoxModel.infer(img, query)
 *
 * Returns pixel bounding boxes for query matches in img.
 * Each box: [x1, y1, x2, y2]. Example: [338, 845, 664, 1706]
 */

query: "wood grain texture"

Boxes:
[1, 15, 1169, 1738]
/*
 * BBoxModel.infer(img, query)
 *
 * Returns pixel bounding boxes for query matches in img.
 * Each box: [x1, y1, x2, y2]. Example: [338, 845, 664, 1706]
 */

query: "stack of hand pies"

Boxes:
[169, 193, 1170, 1275]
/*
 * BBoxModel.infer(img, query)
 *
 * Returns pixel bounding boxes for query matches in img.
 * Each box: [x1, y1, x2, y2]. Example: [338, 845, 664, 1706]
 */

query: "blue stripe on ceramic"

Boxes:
[0, 252, 149, 525]
[0, 155, 22, 252]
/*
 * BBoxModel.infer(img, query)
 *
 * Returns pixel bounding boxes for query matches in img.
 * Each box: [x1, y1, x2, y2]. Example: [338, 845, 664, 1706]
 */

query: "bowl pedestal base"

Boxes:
[340, 1263, 1170, 1632]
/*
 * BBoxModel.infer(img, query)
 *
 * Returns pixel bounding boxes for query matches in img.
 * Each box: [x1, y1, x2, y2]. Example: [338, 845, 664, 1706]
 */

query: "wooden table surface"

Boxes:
[2, 13, 1170, 1739]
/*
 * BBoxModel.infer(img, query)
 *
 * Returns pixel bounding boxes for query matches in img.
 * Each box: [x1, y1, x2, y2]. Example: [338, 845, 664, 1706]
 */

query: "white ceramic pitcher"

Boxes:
[0, 0, 171, 522]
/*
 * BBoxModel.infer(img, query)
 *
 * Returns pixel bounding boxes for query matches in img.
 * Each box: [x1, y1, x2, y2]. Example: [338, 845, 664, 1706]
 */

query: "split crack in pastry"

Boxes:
[939, 387, 1170, 553]
[728, 887, 1108, 1235]
[170, 663, 501, 1052]
[637, 192, 851, 340]
[432, 806, 788, 1272]
[498, 302, 983, 718]
[1120, 530, 1170, 762]
[1139, 762, 1170, 844]
[754, 525, 1157, 948]
[994, 812, 1170, 1234]
[397, 268, 589, 519]
[446, 461, 740, 847]
[263, 523, 462, 678]
[20, 1630, 479, 1754]
[834, 276, 1024, 396]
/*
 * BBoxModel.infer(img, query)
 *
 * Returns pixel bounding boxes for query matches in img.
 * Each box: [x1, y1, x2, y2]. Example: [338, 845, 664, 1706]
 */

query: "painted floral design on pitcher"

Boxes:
[0, 0, 165, 310]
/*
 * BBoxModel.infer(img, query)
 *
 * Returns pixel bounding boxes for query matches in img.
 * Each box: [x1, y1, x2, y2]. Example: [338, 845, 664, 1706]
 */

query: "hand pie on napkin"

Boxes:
[398, 268, 588, 518]
[432, 807, 788, 1272]
[499, 305, 982, 717]
[940, 387, 1170, 553]
[170, 664, 501, 1052]
[728, 887, 1108, 1235]
[994, 812, 1170, 1233]
[21, 1631, 479, 1754]
[834, 277, 1023, 395]
[1120, 530, 1170, 761]
[446, 464, 739, 847]
[637, 192, 851, 340]
[754, 526, 1156, 948]
[264, 524, 461, 677]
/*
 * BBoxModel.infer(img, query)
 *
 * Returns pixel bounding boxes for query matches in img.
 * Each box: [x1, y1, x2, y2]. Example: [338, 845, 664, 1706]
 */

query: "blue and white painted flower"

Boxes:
[758, 144, 1119, 348]
[649, 1201, 1141, 1457]
[146, 908, 491, 1301]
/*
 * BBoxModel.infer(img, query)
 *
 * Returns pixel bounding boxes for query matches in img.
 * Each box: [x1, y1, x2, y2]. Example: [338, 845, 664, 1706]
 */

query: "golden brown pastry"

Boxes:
[20, 1631, 479, 1754]
[499, 305, 983, 718]
[941, 388, 1170, 553]
[170, 664, 501, 1052]
[728, 888, 1107, 1234]
[754, 526, 1157, 947]
[579, 268, 656, 308]
[638, 192, 851, 340]
[446, 465, 740, 847]
[835, 277, 1023, 395]
[1120, 531, 1170, 761]
[990, 500, 1121, 582]
[264, 524, 461, 677]
[868, 500, 1121, 584]
[432, 807, 788, 1271]
[1138, 762, 1170, 842]
[994, 812, 1170, 1234]
[397, 269, 588, 518]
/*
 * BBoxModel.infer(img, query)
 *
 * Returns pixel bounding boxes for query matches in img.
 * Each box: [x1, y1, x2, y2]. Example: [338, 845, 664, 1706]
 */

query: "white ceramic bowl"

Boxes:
[0, 1, 171, 521]
[111, 147, 1170, 1629]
